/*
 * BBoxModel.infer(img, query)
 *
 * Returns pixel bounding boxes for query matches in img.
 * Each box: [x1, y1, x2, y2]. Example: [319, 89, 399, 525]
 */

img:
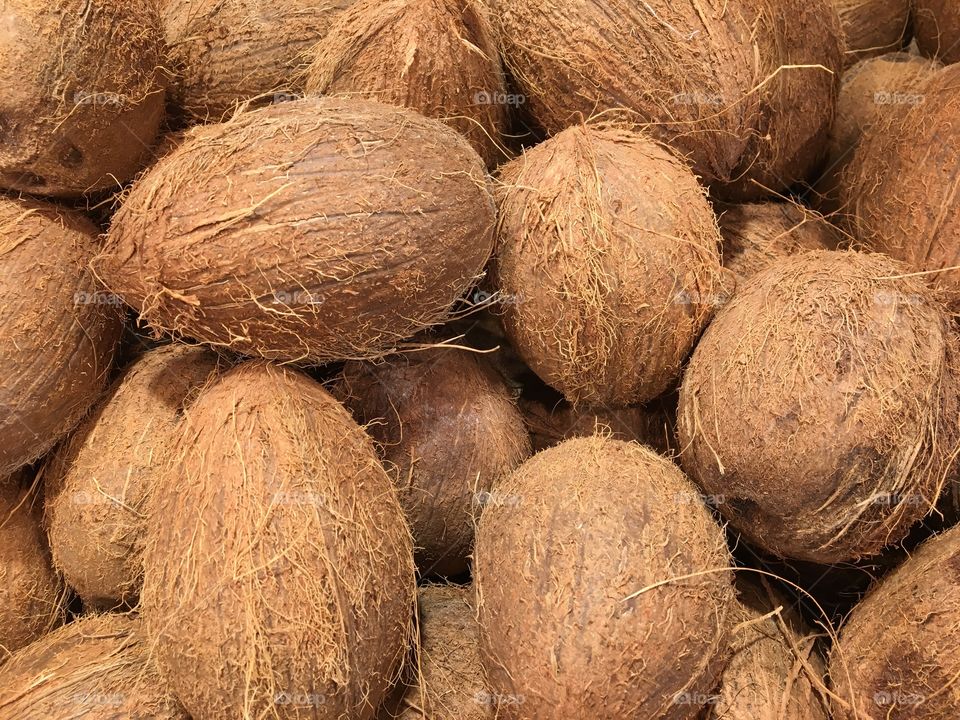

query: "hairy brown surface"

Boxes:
[915, 0, 960, 65]
[305, 0, 509, 167]
[141, 361, 415, 720]
[96, 97, 495, 363]
[679, 251, 958, 563]
[833, 0, 911, 66]
[475, 436, 734, 719]
[0, 1, 166, 196]
[0, 196, 122, 476]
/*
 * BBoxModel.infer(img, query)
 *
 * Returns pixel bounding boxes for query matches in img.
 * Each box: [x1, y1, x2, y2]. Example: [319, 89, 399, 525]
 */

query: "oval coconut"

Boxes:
[494, 123, 725, 407]
[475, 436, 734, 719]
[141, 361, 415, 719]
[678, 250, 958, 563]
[163, 0, 354, 121]
[833, 0, 911, 67]
[0, 197, 122, 476]
[0, 0, 166, 197]
[915, 0, 960, 65]
[96, 97, 495, 363]
[44, 344, 223, 610]
[305, 0, 509, 167]
[335, 348, 531, 577]
[0, 613, 187, 719]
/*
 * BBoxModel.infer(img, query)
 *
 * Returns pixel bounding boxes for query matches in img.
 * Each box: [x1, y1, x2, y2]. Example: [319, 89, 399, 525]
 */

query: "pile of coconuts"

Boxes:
[3, 1, 960, 719]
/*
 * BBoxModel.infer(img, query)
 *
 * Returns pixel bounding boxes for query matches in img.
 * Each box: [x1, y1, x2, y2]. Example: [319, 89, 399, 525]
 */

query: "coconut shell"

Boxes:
[915, 0, 960, 65]
[335, 348, 531, 577]
[44, 344, 223, 610]
[475, 436, 734, 720]
[0, 1, 166, 197]
[829, 523, 960, 719]
[0, 613, 188, 718]
[678, 250, 958, 563]
[96, 96, 495, 363]
[141, 361, 415, 720]
[163, 0, 354, 121]
[0, 197, 122, 476]
[834, 0, 911, 66]
[305, 0, 509, 167]
[494, 123, 725, 407]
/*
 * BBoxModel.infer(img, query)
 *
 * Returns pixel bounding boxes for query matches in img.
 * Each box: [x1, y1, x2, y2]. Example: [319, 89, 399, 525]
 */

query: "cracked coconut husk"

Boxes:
[834, 0, 911, 67]
[914, 0, 960, 65]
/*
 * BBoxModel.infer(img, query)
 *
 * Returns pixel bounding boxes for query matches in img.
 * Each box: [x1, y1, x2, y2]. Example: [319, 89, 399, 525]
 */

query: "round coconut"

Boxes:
[678, 250, 958, 563]
[915, 0, 960, 65]
[96, 97, 495, 363]
[0, 1, 166, 197]
[833, 0, 911, 67]
[494, 123, 726, 407]
[334, 348, 531, 577]
[829, 523, 960, 719]
[0, 613, 188, 718]
[162, 0, 354, 121]
[305, 0, 510, 167]
[0, 480, 64, 662]
[475, 436, 734, 719]
[44, 344, 223, 610]
[0, 197, 122, 477]
[141, 361, 415, 719]
[488, 0, 842, 198]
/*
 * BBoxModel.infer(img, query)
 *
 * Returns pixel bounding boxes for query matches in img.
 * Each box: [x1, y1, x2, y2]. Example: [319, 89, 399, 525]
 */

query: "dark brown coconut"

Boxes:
[44, 344, 223, 610]
[141, 361, 415, 720]
[679, 251, 958, 563]
[0, 1, 166, 197]
[0, 197, 122, 476]
[163, 0, 354, 121]
[0, 613, 188, 718]
[335, 348, 531, 577]
[305, 0, 510, 167]
[833, 0, 911, 66]
[829, 523, 960, 719]
[915, 0, 960, 65]
[475, 436, 734, 720]
[96, 97, 495, 363]
[494, 123, 725, 407]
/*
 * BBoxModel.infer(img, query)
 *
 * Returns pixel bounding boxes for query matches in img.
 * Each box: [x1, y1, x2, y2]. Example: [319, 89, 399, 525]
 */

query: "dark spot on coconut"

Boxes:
[59, 143, 84, 169]
[4, 170, 47, 189]
[725, 497, 760, 523]
[948, 552, 960, 583]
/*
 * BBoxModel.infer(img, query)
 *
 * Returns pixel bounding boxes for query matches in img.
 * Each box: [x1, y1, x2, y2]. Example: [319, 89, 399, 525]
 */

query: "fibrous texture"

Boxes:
[914, 0, 960, 65]
[833, 0, 911, 67]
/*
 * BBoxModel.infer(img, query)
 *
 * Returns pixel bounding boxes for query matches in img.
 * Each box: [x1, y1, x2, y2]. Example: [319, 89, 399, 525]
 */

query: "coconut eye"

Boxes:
[59, 144, 84, 169]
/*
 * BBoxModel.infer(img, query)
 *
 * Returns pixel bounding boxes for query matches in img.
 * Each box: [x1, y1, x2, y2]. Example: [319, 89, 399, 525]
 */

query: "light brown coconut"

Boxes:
[915, 0, 960, 65]
[679, 250, 958, 563]
[475, 436, 735, 719]
[0, 1, 166, 197]
[305, 0, 510, 167]
[334, 348, 531, 577]
[494, 123, 726, 407]
[163, 0, 354, 121]
[96, 97, 495, 363]
[44, 344, 224, 610]
[829, 523, 960, 719]
[0, 197, 122, 476]
[141, 361, 415, 720]
[0, 613, 188, 718]
[833, 0, 911, 66]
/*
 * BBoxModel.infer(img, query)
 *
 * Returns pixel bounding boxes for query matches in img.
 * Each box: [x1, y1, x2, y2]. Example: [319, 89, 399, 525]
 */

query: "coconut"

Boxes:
[0, 197, 122, 476]
[829, 523, 960, 719]
[0, 613, 188, 718]
[305, 0, 510, 167]
[0, 1, 166, 197]
[335, 348, 531, 577]
[163, 0, 354, 121]
[833, 0, 911, 66]
[0, 479, 64, 662]
[141, 361, 415, 719]
[678, 250, 958, 563]
[494, 123, 726, 407]
[44, 344, 223, 610]
[475, 436, 734, 719]
[914, 0, 960, 65]
[96, 97, 494, 363]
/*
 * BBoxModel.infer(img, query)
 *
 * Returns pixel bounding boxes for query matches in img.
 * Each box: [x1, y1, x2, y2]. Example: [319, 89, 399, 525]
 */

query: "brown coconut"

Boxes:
[335, 348, 531, 577]
[96, 97, 494, 363]
[141, 361, 415, 720]
[475, 436, 734, 719]
[163, 0, 354, 121]
[0, 197, 122, 476]
[915, 0, 960, 65]
[305, 0, 510, 167]
[0, 613, 188, 718]
[678, 250, 958, 563]
[833, 0, 911, 66]
[44, 344, 223, 610]
[0, 1, 166, 197]
[494, 123, 726, 407]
